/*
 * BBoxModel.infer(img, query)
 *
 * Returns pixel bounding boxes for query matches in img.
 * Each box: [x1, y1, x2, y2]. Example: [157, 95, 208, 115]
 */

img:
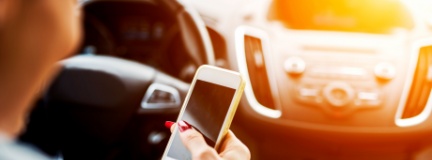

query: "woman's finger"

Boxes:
[165, 121, 175, 132]
[177, 121, 220, 160]
[218, 130, 251, 160]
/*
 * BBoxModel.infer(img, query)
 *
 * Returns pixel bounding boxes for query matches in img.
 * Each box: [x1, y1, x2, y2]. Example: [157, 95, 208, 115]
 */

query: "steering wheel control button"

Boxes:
[323, 82, 354, 107]
[148, 90, 176, 103]
[148, 131, 167, 145]
[284, 57, 306, 75]
[141, 83, 181, 109]
[374, 62, 396, 80]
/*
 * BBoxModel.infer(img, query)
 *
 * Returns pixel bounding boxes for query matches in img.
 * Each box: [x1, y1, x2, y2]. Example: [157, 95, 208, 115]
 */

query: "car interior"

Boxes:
[18, 0, 432, 159]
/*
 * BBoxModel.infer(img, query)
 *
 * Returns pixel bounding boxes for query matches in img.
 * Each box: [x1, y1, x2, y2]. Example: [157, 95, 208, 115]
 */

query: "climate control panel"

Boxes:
[280, 55, 399, 119]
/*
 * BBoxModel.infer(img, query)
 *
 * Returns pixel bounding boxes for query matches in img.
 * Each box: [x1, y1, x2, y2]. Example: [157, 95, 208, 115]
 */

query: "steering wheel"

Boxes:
[44, 56, 190, 159]
[82, 0, 214, 68]
[20, 0, 214, 159]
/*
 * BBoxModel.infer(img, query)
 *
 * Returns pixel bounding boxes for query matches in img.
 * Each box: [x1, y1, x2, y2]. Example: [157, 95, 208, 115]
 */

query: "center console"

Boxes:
[235, 25, 432, 130]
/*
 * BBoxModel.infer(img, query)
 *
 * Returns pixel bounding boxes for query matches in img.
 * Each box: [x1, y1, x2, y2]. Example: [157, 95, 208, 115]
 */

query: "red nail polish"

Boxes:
[165, 121, 175, 129]
[178, 121, 192, 132]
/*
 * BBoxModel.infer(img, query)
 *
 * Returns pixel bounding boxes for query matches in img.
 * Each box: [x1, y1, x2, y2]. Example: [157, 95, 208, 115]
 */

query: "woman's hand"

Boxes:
[165, 121, 251, 160]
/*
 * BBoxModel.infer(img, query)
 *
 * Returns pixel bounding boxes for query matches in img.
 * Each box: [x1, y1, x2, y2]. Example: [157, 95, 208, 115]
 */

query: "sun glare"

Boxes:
[406, 0, 432, 25]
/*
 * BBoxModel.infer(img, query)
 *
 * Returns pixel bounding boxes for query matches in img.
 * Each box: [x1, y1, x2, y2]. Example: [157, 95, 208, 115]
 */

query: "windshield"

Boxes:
[268, 0, 415, 34]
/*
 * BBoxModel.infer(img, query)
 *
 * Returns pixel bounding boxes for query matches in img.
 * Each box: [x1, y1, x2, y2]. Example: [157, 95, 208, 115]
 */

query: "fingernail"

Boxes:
[165, 121, 175, 129]
[178, 121, 192, 132]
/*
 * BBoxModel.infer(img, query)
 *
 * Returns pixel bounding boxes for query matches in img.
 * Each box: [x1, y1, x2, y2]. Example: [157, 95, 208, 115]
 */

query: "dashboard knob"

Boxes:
[284, 57, 306, 75]
[374, 62, 396, 80]
[323, 82, 354, 107]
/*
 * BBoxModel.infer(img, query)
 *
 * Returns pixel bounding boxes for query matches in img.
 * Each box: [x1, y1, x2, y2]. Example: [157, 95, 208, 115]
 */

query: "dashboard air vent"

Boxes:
[402, 46, 432, 119]
[244, 35, 276, 109]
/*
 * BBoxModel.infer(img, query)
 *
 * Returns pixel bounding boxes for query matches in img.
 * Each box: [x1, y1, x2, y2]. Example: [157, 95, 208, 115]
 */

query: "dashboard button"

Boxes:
[298, 88, 319, 97]
[295, 85, 323, 105]
[355, 91, 382, 108]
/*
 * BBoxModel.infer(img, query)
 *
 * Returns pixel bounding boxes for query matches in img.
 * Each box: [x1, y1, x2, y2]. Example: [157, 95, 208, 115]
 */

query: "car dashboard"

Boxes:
[202, 0, 432, 159]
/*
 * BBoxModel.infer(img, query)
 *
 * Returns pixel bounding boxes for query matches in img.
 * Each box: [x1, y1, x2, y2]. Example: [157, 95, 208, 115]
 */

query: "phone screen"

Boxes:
[167, 80, 236, 159]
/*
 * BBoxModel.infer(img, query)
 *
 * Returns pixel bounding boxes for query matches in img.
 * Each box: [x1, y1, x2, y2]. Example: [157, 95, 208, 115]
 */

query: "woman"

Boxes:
[0, 0, 250, 159]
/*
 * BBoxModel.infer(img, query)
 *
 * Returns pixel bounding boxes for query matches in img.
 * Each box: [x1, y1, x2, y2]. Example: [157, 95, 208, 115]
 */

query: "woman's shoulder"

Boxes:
[0, 133, 51, 160]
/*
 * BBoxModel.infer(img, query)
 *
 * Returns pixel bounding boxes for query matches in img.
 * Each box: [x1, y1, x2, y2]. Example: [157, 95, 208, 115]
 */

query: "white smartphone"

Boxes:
[161, 65, 245, 160]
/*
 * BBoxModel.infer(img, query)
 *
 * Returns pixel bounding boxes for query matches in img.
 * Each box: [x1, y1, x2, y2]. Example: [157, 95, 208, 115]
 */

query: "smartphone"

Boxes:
[161, 65, 245, 160]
